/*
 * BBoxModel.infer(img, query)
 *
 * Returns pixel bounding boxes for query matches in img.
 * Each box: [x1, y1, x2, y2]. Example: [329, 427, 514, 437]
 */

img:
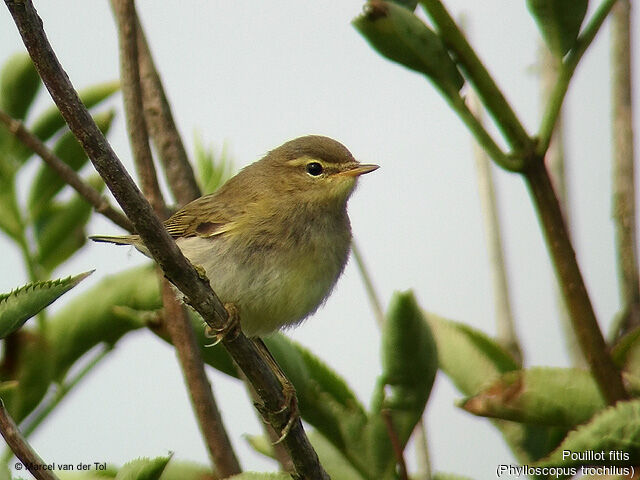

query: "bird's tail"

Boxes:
[89, 234, 139, 246]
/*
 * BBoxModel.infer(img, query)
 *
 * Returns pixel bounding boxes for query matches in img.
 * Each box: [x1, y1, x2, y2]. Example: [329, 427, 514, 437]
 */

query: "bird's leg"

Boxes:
[204, 303, 241, 346]
[252, 337, 299, 443]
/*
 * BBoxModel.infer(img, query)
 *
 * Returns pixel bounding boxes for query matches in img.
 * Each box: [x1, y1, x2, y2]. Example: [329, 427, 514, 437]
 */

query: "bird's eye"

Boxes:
[306, 162, 324, 176]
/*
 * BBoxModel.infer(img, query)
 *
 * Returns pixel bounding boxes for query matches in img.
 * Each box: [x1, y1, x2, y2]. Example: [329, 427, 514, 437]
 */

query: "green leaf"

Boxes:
[0, 52, 41, 120]
[47, 265, 160, 379]
[433, 474, 475, 480]
[114, 456, 171, 480]
[28, 109, 114, 219]
[426, 313, 518, 395]
[353, 1, 464, 95]
[359, 291, 437, 478]
[12, 81, 120, 163]
[0, 179, 23, 241]
[535, 399, 640, 467]
[460, 367, 606, 427]
[193, 134, 234, 195]
[527, 0, 589, 57]
[0, 332, 55, 422]
[35, 175, 105, 273]
[308, 431, 366, 480]
[0, 271, 92, 338]
[156, 461, 212, 480]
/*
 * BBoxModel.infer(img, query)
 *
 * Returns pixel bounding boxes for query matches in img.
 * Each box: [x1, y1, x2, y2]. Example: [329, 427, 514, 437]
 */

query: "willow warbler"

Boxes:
[91, 135, 378, 337]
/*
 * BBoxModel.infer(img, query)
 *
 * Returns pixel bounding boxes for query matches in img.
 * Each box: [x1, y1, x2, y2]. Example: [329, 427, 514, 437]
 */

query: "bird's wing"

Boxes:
[163, 192, 241, 239]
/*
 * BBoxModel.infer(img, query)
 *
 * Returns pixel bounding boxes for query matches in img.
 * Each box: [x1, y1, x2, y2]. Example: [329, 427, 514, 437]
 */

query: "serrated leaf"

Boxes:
[536, 399, 640, 467]
[527, 0, 588, 57]
[353, 1, 463, 95]
[0, 52, 41, 120]
[35, 175, 105, 273]
[427, 313, 518, 395]
[28, 110, 114, 219]
[461, 367, 606, 427]
[0, 271, 92, 338]
[115, 456, 171, 480]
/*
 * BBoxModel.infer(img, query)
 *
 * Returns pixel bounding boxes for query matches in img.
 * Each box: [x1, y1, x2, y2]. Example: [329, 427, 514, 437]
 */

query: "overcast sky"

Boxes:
[1, 1, 638, 478]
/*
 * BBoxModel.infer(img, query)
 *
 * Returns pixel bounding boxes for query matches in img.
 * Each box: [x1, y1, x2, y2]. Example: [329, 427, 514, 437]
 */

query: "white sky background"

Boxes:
[0, 1, 639, 478]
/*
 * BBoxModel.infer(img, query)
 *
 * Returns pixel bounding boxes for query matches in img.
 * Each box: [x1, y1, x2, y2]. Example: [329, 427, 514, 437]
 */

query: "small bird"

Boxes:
[91, 135, 378, 337]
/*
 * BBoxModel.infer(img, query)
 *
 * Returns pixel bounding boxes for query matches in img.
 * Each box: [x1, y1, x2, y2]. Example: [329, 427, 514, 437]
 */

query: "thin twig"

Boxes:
[136, 16, 201, 205]
[0, 108, 133, 232]
[381, 409, 409, 480]
[5, 2, 329, 477]
[524, 159, 628, 403]
[110, 0, 165, 218]
[414, 420, 431, 480]
[351, 240, 384, 328]
[537, 0, 619, 156]
[110, 1, 240, 475]
[468, 93, 522, 364]
[161, 280, 242, 475]
[419, 0, 532, 153]
[0, 400, 58, 480]
[611, 0, 640, 339]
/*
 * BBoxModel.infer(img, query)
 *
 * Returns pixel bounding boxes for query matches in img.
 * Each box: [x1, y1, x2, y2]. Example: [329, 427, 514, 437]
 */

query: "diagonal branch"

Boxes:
[0, 108, 133, 232]
[110, 0, 240, 475]
[5, 1, 328, 477]
[0, 400, 58, 480]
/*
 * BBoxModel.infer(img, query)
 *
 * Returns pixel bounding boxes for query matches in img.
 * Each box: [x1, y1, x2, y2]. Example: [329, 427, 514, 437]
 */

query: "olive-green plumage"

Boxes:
[91, 135, 378, 336]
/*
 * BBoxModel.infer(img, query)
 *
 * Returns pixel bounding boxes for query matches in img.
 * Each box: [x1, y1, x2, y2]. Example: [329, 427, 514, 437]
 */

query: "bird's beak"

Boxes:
[340, 163, 380, 177]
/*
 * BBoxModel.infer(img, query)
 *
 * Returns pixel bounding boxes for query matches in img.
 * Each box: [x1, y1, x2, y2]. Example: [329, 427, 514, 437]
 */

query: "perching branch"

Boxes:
[0, 400, 58, 480]
[110, 0, 240, 475]
[610, 0, 640, 339]
[0, 108, 133, 232]
[5, 1, 328, 477]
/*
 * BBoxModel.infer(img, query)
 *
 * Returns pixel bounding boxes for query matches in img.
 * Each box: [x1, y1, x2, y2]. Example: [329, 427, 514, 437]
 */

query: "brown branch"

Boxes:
[110, 1, 240, 475]
[0, 108, 133, 232]
[161, 280, 241, 475]
[136, 16, 200, 205]
[5, 1, 328, 477]
[539, 44, 585, 368]
[0, 400, 59, 480]
[611, 0, 640, 338]
[524, 159, 628, 404]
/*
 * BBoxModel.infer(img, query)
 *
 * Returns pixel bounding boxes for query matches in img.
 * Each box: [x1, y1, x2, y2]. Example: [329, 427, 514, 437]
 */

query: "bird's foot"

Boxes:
[204, 303, 241, 346]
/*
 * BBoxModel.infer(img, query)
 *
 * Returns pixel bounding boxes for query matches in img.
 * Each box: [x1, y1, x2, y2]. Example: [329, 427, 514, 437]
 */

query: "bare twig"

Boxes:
[611, 0, 640, 339]
[5, 1, 328, 477]
[381, 409, 409, 480]
[539, 44, 585, 367]
[414, 421, 431, 480]
[468, 92, 522, 364]
[0, 109, 133, 232]
[110, 1, 240, 475]
[161, 280, 241, 475]
[110, 0, 165, 218]
[0, 400, 58, 480]
[136, 16, 200, 205]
